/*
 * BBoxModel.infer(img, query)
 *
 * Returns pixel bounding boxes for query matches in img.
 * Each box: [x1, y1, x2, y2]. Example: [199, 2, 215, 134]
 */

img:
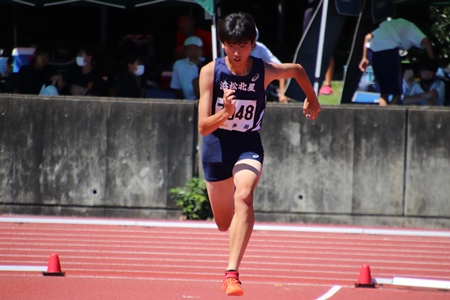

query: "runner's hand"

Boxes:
[223, 89, 236, 118]
[303, 96, 321, 120]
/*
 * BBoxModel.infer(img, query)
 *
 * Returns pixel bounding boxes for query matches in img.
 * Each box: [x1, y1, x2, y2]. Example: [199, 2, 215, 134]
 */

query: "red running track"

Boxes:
[1, 215, 450, 299]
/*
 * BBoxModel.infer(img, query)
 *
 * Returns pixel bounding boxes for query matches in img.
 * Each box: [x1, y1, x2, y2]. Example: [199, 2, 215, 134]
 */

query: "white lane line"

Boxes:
[3, 255, 449, 277]
[0, 265, 46, 272]
[315, 285, 342, 300]
[1, 216, 450, 238]
[392, 277, 450, 290]
[0, 273, 336, 287]
[362, 228, 450, 237]
[374, 277, 450, 290]
[4, 233, 448, 249]
[0, 267, 355, 283]
[0, 262, 356, 276]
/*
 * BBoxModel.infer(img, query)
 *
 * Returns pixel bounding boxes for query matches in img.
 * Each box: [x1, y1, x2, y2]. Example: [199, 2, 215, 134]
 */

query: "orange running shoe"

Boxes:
[221, 271, 244, 296]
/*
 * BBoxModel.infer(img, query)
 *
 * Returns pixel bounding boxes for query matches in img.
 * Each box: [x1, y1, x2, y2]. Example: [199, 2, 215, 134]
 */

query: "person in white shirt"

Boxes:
[359, 18, 434, 106]
[251, 28, 289, 103]
[170, 36, 206, 100]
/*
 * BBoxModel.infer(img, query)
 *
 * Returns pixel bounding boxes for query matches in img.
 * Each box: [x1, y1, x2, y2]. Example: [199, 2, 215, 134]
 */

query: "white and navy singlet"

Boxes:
[201, 56, 267, 182]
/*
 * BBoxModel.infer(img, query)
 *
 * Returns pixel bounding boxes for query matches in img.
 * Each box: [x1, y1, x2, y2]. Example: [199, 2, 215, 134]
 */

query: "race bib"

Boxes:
[216, 98, 256, 132]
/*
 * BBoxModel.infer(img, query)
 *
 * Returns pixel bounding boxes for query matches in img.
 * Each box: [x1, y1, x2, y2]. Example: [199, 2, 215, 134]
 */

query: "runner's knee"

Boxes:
[234, 187, 254, 206]
[215, 219, 232, 232]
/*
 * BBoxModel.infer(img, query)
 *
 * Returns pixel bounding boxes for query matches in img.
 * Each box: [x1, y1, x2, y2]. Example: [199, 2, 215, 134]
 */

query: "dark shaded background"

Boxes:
[0, 0, 432, 85]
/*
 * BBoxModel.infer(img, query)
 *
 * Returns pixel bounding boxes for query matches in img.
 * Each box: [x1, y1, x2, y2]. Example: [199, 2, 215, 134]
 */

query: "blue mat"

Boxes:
[352, 91, 380, 104]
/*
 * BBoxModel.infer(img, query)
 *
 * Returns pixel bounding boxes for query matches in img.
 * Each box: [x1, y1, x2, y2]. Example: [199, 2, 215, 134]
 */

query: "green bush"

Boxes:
[169, 177, 213, 220]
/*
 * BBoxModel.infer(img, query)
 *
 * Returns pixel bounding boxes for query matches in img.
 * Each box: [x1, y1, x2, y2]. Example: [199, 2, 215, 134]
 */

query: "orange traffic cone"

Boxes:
[355, 264, 375, 287]
[42, 253, 65, 276]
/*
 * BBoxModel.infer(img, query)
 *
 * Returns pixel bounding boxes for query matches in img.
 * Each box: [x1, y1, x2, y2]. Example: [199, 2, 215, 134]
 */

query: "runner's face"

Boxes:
[223, 41, 253, 64]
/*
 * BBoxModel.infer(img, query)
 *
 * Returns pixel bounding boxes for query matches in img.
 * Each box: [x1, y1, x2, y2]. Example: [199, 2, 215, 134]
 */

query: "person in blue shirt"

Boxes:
[403, 58, 445, 106]
[170, 36, 207, 100]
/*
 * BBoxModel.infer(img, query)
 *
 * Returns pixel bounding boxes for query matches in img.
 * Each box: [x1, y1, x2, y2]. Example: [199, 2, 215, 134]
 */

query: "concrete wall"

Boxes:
[0, 95, 196, 218]
[1, 94, 449, 228]
[405, 109, 450, 218]
[257, 104, 450, 228]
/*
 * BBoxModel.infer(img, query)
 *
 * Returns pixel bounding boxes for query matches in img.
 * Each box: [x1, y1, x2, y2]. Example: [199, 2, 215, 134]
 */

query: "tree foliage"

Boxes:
[428, 6, 450, 67]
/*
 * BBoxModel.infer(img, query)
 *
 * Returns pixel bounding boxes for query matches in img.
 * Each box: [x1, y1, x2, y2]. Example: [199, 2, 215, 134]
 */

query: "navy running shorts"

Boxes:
[201, 130, 264, 182]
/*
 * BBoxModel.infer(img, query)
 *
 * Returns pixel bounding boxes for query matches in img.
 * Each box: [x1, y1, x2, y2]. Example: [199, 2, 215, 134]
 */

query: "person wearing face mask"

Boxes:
[115, 50, 146, 98]
[59, 43, 106, 96]
[402, 58, 445, 106]
[170, 36, 208, 100]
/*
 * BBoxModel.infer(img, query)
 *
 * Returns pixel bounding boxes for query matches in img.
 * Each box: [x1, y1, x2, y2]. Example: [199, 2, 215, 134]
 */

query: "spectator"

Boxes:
[402, 58, 445, 106]
[1, 56, 15, 93]
[58, 43, 107, 96]
[170, 36, 207, 100]
[359, 17, 434, 106]
[115, 50, 146, 98]
[107, 34, 155, 97]
[14, 43, 59, 95]
[174, 13, 212, 60]
[251, 28, 289, 103]
[318, 56, 335, 95]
